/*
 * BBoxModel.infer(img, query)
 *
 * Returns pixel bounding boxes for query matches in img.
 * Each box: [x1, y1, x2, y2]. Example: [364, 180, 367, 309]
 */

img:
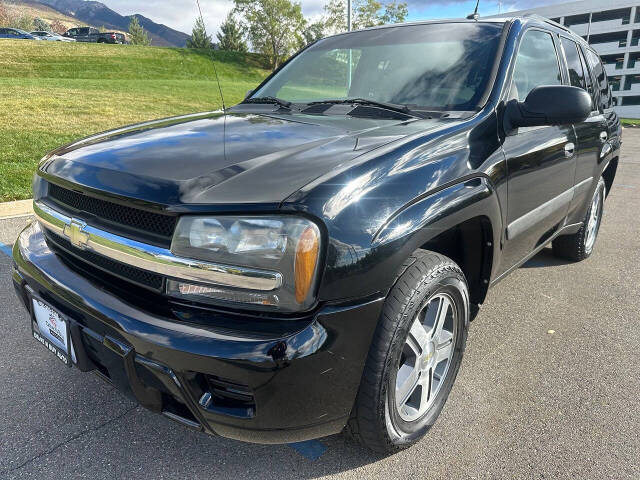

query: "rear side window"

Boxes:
[512, 30, 562, 101]
[561, 37, 586, 90]
[79, 28, 89, 34]
[584, 48, 613, 110]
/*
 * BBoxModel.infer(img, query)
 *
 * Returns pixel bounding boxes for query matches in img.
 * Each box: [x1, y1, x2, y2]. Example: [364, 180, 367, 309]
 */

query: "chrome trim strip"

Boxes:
[33, 201, 283, 291]
[506, 177, 594, 241]
[573, 177, 593, 197]
[506, 188, 573, 241]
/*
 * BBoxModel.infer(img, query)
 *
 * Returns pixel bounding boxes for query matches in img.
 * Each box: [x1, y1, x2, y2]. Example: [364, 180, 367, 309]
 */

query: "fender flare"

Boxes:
[371, 176, 503, 299]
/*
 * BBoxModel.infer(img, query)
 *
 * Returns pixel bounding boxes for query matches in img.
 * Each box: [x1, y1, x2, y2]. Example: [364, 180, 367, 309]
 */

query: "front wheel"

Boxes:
[553, 177, 606, 262]
[347, 250, 469, 453]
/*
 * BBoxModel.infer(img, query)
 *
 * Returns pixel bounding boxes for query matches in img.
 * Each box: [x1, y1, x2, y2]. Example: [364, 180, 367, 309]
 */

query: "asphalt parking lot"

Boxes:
[1, 132, 639, 480]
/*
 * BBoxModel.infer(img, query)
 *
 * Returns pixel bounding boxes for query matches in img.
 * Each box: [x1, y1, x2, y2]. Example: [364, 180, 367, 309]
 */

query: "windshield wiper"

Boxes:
[307, 98, 417, 117]
[242, 96, 292, 110]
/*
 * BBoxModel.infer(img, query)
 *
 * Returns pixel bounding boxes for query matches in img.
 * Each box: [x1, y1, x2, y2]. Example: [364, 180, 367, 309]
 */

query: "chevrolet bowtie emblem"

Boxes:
[63, 219, 90, 249]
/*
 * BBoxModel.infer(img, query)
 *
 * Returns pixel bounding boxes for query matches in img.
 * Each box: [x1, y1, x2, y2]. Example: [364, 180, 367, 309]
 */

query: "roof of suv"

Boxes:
[328, 15, 586, 46]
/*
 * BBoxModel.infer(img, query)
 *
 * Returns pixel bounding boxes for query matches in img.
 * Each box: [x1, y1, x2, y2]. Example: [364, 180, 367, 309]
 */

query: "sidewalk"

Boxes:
[0, 199, 33, 219]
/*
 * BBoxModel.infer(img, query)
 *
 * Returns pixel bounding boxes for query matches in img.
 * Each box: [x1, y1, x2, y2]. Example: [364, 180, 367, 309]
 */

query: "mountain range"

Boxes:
[18, 0, 190, 47]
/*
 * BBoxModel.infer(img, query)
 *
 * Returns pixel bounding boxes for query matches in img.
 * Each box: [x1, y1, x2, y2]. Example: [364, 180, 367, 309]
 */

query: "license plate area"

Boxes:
[31, 296, 75, 367]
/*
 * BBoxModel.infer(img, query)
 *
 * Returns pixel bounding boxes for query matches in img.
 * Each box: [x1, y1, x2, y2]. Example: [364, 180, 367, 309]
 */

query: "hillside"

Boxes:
[7, 0, 190, 46]
[4, 0, 80, 30]
[0, 41, 270, 201]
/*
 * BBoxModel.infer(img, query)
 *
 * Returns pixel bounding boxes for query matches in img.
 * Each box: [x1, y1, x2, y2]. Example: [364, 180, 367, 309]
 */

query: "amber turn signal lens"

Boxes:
[295, 226, 319, 303]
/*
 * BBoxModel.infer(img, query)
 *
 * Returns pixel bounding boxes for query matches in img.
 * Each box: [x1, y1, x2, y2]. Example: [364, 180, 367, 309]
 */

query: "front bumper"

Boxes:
[12, 221, 384, 443]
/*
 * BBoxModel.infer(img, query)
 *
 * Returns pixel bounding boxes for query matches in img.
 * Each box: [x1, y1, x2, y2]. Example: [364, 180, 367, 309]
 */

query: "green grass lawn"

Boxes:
[621, 118, 640, 126]
[0, 40, 270, 202]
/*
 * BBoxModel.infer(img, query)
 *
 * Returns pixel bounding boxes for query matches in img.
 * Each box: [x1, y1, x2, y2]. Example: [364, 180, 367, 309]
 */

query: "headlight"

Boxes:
[168, 215, 321, 312]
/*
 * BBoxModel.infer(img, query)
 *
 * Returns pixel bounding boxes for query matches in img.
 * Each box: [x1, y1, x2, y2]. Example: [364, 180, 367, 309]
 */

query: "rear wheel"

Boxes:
[347, 250, 469, 453]
[553, 177, 606, 262]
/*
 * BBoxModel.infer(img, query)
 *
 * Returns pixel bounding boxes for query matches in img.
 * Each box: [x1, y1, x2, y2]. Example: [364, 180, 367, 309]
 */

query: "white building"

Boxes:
[491, 0, 640, 118]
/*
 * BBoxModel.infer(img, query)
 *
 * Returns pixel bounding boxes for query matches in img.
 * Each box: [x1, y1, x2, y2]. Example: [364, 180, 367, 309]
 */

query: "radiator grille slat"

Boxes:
[48, 183, 177, 239]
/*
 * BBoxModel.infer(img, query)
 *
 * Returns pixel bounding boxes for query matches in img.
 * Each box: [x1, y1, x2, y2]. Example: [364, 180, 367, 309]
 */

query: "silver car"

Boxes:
[30, 31, 75, 42]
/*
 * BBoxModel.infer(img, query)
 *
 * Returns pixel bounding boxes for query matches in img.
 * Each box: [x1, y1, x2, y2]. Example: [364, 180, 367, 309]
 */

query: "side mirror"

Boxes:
[505, 85, 591, 131]
[245, 89, 254, 99]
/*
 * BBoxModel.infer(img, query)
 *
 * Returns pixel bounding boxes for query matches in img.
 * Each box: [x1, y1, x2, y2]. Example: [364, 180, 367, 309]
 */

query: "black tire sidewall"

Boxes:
[384, 272, 469, 444]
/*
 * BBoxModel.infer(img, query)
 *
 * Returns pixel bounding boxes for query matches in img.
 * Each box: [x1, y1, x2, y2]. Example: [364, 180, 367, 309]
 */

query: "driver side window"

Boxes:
[511, 30, 562, 102]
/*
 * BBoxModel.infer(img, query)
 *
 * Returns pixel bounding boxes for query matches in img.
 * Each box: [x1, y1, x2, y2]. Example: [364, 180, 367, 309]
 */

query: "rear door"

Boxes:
[77, 28, 90, 42]
[558, 37, 606, 220]
[500, 28, 578, 271]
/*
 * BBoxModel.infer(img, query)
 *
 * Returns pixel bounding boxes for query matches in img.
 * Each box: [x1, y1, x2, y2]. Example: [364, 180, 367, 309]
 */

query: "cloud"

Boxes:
[102, 0, 327, 36]
[100, 0, 569, 37]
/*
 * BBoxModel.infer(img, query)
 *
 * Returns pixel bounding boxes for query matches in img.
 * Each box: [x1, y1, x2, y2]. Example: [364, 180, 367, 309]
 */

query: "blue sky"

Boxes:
[100, 0, 567, 35]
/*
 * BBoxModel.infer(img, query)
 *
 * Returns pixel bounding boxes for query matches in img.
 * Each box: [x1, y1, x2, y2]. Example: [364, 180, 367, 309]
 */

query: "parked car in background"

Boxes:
[63, 27, 126, 44]
[0, 28, 41, 40]
[31, 31, 76, 42]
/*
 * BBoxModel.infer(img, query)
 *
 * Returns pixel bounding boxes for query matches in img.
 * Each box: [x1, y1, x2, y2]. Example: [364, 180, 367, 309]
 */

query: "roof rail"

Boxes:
[522, 13, 572, 33]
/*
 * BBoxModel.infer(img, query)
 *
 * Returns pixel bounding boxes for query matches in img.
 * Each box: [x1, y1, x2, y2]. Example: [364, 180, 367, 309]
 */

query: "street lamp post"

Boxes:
[347, 0, 352, 90]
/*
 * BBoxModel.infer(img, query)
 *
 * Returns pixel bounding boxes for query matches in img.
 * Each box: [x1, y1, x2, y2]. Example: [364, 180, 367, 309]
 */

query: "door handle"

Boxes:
[564, 142, 575, 158]
[600, 131, 608, 143]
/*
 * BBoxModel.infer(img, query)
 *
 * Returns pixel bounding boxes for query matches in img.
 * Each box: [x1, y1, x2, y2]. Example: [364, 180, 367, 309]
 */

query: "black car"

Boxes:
[12, 16, 620, 453]
[63, 27, 126, 44]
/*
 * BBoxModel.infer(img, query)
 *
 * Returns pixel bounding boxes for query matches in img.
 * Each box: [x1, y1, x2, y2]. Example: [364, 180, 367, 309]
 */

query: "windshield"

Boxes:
[252, 23, 504, 112]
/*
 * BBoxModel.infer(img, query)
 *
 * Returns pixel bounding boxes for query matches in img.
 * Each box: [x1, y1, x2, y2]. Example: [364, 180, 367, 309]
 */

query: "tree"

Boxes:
[0, 1, 10, 27]
[50, 19, 66, 34]
[302, 20, 325, 46]
[217, 12, 247, 52]
[324, 0, 407, 33]
[187, 14, 212, 49]
[128, 15, 151, 46]
[33, 17, 51, 32]
[12, 12, 34, 31]
[234, 0, 306, 70]
[380, 1, 408, 24]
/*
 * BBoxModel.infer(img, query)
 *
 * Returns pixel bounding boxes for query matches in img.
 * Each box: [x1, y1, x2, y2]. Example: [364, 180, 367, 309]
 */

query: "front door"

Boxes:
[500, 29, 577, 272]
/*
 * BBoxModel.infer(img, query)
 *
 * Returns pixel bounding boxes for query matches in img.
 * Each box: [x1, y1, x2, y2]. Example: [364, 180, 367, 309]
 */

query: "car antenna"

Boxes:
[466, 0, 480, 20]
[195, 0, 227, 112]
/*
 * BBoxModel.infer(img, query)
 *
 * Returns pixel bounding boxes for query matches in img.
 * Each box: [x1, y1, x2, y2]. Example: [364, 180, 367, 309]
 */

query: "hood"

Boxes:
[41, 109, 451, 206]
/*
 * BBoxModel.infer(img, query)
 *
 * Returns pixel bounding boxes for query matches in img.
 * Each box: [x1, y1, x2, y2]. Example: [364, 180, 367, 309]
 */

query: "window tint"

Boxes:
[561, 38, 586, 90]
[512, 30, 562, 101]
[585, 48, 613, 110]
[254, 23, 504, 111]
[78, 28, 89, 34]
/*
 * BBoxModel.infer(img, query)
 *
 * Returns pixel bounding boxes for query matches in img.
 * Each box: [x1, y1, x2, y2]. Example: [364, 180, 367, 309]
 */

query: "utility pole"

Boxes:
[347, 0, 352, 90]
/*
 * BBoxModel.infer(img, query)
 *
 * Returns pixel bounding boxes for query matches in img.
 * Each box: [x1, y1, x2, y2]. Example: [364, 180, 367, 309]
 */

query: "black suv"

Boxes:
[12, 17, 620, 453]
[64, 27, 126, 44]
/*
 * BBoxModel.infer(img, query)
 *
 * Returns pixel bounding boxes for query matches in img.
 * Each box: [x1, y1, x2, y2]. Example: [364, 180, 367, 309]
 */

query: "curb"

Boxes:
[0, 199, 33, 219]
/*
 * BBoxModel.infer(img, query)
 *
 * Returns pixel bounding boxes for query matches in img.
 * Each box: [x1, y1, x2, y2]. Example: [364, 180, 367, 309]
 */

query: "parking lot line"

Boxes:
[0, 242, 12, 257]
[288, 440, 328, 460]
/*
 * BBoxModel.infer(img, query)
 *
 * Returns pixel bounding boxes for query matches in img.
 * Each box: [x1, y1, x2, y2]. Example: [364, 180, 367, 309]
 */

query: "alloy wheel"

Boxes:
[584, 185, 603, 253]
[395, 293, 457, 422]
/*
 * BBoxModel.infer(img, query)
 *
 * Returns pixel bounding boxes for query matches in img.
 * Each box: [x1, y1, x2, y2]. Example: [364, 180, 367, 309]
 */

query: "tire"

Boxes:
[552, 177, 606, 262]
[347, 250, 469, 453]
